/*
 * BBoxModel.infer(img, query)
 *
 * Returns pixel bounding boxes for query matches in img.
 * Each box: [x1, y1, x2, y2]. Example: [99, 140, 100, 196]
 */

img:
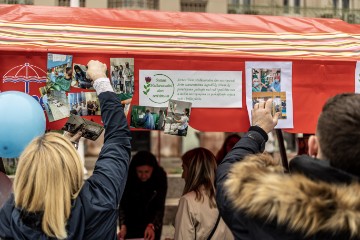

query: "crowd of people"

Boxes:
[2, 60, 360, 240]
[252, 69, 281, 92]
[111, 62, 134, 94]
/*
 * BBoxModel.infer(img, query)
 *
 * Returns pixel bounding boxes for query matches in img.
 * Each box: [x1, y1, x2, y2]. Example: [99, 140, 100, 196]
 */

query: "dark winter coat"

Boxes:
[0, 92, 131, 240]
[119, 166, 167, 240]
[216, 128, 360, 240]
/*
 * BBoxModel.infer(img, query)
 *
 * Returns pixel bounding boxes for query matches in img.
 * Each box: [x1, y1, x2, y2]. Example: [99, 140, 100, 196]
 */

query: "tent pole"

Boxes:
[158, 131, 161, 164]
[275, 129, 289, 172]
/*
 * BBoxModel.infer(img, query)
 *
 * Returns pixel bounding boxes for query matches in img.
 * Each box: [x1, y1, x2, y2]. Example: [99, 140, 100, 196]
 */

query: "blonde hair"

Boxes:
[182, 147, 217, 208]
[14, 132, 84, 239]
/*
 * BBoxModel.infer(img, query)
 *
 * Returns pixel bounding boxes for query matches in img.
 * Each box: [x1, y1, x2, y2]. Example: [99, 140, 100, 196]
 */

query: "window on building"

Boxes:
[243, 0, 250, 6]
[58, 0, 70, 6]
[181, 0, 207, 12]
[283, 0, 289, 13]
[108, 0, 159, 9]
[294, 0, 300, 14]
[0, 0, 33, 4]
[57, 0, 86, 7]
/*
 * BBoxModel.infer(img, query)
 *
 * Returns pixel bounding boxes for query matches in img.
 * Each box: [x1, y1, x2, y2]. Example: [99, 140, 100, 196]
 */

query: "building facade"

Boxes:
[1, 0, 359, 23]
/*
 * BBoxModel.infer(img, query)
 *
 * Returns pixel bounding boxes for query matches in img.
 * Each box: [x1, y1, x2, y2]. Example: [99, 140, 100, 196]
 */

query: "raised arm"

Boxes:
[216, 99, 279, 239]
[85, 60, 131, 207]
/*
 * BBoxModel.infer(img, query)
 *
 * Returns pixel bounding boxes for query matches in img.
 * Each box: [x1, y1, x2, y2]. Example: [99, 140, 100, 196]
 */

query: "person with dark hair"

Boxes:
[216, 95, 360, 240]
[74, 65, 92, 89]
[119, 65, 124, 92]
[55, 67, 72, 92]
[111, 66, 120, 91]
[175, 148, 233, 240]
[215, 134, 241, 165]
[118, 151, 167, 240]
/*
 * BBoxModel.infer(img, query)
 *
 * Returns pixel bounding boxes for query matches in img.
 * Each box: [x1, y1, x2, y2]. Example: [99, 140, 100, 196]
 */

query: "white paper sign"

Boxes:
[245, 62, 293, 129]
[355, 61, 360, 93]
[139, 70, 242, 108]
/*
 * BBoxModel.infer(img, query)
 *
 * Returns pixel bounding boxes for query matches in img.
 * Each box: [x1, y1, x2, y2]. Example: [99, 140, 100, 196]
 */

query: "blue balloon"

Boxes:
[0, 91, 46, 158]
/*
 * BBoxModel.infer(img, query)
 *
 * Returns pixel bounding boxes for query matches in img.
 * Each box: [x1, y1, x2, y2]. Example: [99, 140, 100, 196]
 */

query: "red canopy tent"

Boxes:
[0, 4, 359, 133]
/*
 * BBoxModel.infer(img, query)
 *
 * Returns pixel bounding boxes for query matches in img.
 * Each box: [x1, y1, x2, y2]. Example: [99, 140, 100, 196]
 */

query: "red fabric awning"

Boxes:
[0, 5, 358, 133]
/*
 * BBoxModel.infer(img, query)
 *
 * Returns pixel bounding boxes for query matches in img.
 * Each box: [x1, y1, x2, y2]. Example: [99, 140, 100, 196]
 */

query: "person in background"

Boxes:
[111, 66, 120, 91]
[216, 95, 360, 239]
[139, 109, 155, 130]
[80, 101, 88, 116]
[175, 148, 233, 240]
[123, 62, 133, 94]
[215, 134, 241, 165]
[74, 65, 92, 89]
[0, 60, 131, 240]
[157, 109, 165, 130]
[55, 67, 72, 92]
[118, 151, 167, 240]
[252, 78, 262, 92]
[175, 108, 190, 136]
[119, 65, 124, 92]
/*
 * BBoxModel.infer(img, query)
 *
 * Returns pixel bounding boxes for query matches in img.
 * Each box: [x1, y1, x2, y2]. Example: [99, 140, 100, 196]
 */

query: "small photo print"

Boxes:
[68, 92, 101, 116]
[72, 63, 94, 90]
[252, 92, 287, 119]
[42, 89, 70, 122]
[1, 158, 19, 175]
[47, 53, 73, 92]
[164, 99, 192, 136]
[252, 68, 281, 92]
[131, 106, 167, 130]
[110, 58, 134, 95]
[117, 93, 133, 117]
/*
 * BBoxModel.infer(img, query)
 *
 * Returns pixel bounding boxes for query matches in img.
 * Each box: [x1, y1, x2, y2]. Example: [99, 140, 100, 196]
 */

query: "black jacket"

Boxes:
[0, 92, 131, 240]
[119, 167, 167, 240]
[216, 128, 360, 240]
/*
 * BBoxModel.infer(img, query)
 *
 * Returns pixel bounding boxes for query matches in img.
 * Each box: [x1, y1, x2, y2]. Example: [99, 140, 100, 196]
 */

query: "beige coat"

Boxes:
[174, 187, 234, 240]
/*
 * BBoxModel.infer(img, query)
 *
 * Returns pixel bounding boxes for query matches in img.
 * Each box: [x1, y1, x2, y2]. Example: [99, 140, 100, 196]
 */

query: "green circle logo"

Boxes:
[143, 74, 174, 104]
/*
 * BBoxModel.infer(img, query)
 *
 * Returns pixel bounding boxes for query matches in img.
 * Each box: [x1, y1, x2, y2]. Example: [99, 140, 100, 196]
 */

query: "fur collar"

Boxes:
[225, 154, 360, 237]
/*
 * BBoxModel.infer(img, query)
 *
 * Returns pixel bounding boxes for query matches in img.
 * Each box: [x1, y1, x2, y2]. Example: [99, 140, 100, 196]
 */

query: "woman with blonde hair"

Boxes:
[0, 60, 131, 240]
[174, 148, 233, 240]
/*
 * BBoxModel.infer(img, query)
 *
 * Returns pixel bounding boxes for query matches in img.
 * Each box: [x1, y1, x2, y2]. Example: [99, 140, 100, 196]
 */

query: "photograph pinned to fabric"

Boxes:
[117, 92, 132, 118]
[40, 88, 70, 122]
[110, 58, 134, 95]
[246, 61, 293, 128]
[251, 68, 281, 92]
[130, 105, 167, 130]
[46, 53, 73, 92]
[72, 63, 94, 90]
[252, 92, 287, 119]
[68, 92, 101, 116]
[164, 99, 192, 137]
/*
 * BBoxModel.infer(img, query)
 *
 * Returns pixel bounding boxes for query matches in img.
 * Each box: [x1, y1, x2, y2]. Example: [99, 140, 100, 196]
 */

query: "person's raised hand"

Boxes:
[252, 99, 280, 133]
[63, 130, 83, 143]
[86, 60, 107, 81]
